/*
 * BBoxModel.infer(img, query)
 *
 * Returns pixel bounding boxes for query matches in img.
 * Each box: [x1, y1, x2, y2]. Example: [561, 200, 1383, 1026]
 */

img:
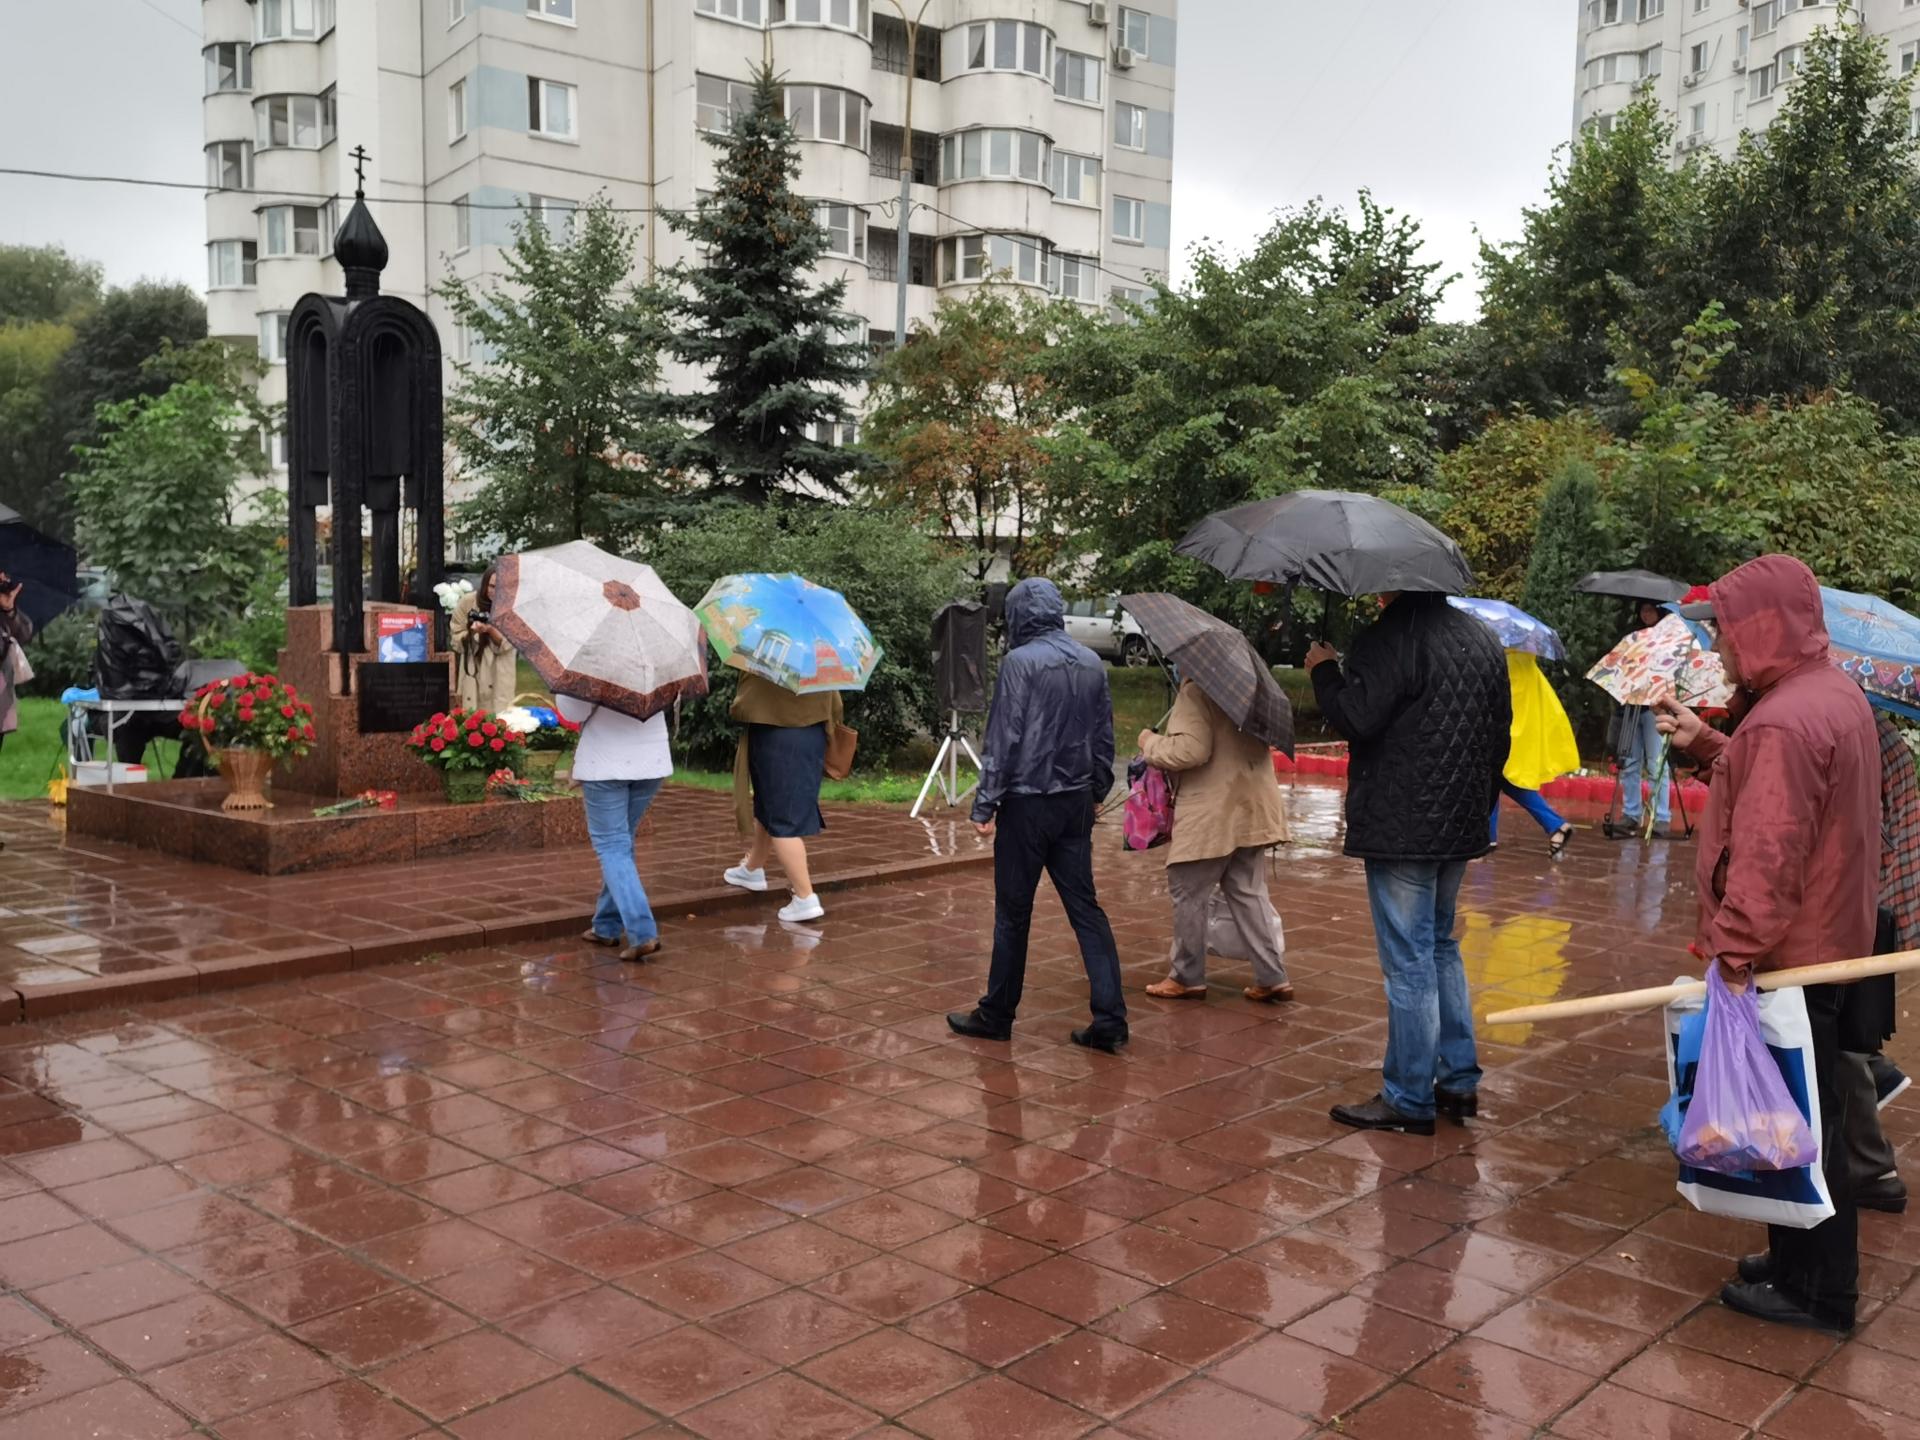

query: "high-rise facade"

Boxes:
[199, 0, 1178, 486]
[1574, 0, 1920, 159]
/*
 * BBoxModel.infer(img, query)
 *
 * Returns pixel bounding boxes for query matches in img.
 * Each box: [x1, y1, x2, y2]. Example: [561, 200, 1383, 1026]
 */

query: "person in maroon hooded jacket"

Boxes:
[1655, 553, 1879, 1333]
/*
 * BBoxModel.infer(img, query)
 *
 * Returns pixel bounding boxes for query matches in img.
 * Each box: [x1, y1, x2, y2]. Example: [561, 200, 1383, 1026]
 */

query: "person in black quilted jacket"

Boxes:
[1307, 591, 1511, 1134]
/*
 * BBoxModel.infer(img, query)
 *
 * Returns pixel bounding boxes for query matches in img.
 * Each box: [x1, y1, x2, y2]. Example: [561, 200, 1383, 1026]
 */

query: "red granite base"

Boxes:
[68, 778, 586, 875]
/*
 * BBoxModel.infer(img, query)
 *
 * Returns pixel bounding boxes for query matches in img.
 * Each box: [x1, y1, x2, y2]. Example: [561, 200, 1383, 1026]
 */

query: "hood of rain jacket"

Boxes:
[971, 578, 1115, 821]
[1687, 554, 1879, 972]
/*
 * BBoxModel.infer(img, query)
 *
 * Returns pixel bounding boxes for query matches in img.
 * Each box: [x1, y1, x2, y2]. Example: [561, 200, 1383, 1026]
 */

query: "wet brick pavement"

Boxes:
[0, 785, 1910, 1436]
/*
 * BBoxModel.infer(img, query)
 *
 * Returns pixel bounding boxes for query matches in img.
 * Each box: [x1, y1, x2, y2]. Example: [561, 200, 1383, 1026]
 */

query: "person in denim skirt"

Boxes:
[555, 694, 672, 963]
[1308, 591, 1511, 1134]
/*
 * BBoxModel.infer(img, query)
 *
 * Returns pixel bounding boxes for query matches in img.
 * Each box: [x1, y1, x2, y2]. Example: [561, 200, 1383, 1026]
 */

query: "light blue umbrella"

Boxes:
[1447, 596, 1567, 661]
[1825, 586, 1920, 722]
[695, 572, 880, 693]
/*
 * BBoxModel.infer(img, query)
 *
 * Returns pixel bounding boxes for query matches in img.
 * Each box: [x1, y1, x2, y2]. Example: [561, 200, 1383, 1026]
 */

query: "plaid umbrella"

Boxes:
[1120, 592, 1294, 756]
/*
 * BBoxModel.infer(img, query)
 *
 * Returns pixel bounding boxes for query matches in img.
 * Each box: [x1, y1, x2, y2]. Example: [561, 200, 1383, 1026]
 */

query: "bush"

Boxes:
[1520, 459, 1622, 752]
[18, 609, 99, 697]
[642, 504, 970, 769]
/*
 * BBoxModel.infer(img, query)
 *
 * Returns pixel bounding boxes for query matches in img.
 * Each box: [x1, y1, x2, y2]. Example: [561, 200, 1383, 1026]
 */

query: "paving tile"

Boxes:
[83, 1291, 265, 1371]
[227, 1251, 401, 1327]
[1006, 1330, 1186, 1419]
[806, 1254, 970, 1322]
[1548, 1382, 1745, 1440]
[147, 1332, 338, 1423]
[679, 1372, 878, 1440]
[1409, 1337, 1598, 1428]
[904, 1290, 1075, 1368]
[29, 1257, 201, 1326]
[618, 1251, 787, 1320]
[1759, 1385, 1917, 1438]
[449, 1373, 655, 1440]
[368, 1329, 562, 1423]
[427, 1250, 597, 1321]
[0, 1379, 194, 1439]
[1112, 1376, 1312, 1440]
[498, 1284, 679, 1364]
[706, 1289, 878, 1365]
[291, 1287, 478, 1369]
[215, 1378, 429, 1440]
[797, 1329, 981, 1416]
[1283, 1294, 1456, 1372]
[585, 1324, 776, 1415]
[1209, 1331, 1391, 1423]
[990, 1252, 1154, 1325]
[0, 1336, 118, 1418]
[1469, 1297, 1648, 1377]
[1343, 1382, 1532, 1440]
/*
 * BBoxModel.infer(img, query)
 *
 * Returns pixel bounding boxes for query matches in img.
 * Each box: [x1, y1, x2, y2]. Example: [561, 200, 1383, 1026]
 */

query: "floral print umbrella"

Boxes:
[1586, 611, 1734, 710]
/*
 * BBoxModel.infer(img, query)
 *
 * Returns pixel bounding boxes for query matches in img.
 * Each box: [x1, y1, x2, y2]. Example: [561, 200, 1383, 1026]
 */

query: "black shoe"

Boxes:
[1871, 1055, 1911, 1110]
[1736, 1251, 1776, 1285]
[1720, 1279, 1852, 1333]
[1858, 1175, 1908, 1214]
[946, 1010, 1011, 1042]
[1070, 1027, 1127, 1054]
[1329, 1094, 1434, 1136]
[1435, 1088, 1478, 1122]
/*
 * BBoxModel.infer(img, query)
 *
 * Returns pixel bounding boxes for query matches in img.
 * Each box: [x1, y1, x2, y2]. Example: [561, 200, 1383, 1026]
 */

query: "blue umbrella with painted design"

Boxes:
[695, 572, 881, 693]
[1447, 596, 1568, 661]
[1824, 587, 1920, 721]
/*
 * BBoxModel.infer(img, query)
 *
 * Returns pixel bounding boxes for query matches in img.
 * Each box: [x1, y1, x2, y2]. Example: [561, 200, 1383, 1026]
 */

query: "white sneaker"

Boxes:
[778, 892, 825, 923]
[724, 865, 768, 892]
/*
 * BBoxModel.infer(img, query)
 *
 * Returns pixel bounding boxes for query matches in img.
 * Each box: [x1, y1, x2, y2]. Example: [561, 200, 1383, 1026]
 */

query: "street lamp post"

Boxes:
[879, 0, 936, 350]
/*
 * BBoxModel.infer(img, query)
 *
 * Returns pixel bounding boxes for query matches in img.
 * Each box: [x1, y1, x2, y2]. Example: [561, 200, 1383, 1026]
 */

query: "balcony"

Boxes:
[869, 123, 938, 184]
[871, 15, 940, 79]
[868, 226, 935, 286]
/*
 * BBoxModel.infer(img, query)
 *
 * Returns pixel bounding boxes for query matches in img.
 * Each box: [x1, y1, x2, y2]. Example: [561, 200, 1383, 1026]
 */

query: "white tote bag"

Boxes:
[1205, 891, 1286, 960]
[1663, 979, 1834, 1230]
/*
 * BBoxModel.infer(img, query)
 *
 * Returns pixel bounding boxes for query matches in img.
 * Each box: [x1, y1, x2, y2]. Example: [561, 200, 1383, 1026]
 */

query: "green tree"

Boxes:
[1046, 195, 1455, 630]
[0, 244, 102, 325]
[68, 343, 281, 652]
[0, 320, 75, 535]
[438, 198, 679, 550]
[642, 505, 968, 767]
[655, 66, 870, 503]
[1519, 458, 1620, 746]
[863, 280, 1072, 581]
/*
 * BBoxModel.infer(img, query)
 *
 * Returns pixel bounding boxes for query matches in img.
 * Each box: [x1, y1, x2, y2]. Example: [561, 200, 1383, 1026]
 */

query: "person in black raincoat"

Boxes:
[948, 577, 1128, 1052]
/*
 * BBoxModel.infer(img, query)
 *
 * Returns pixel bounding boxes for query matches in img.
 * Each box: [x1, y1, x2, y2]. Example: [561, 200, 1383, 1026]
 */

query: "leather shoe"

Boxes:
[946, 1010, 1011, 1042]
[1243, 984, 1294, 1004]
[617, 939, 663, 962]
[1329, 1094, 1434, 1135]
[1720, 1279, 1852, 1333]
[1145, 978, 1207, 999]
[1858, 1175, 1908, 1214]
[1070, 1027, 1127, 1054]
[581, 929, 621, 947]
[1435, 1088, 1478, 1121]
[1736, 1251, 1776, 1285]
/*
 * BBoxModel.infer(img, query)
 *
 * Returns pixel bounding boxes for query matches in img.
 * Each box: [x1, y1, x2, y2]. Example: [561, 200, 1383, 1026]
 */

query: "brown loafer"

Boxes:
[618, 939, 663, 962]
[1244, 984, 1295, 1004]
[581, 929, 621, 947]
[1145, 978, 1208, 999]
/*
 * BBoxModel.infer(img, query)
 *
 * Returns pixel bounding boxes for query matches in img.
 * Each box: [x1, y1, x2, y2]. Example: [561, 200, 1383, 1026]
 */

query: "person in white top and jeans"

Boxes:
[555, 695, 672, 962]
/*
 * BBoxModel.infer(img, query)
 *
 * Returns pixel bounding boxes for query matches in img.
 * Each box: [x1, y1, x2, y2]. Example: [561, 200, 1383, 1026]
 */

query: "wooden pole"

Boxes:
[1484, 948, 1920, 1027]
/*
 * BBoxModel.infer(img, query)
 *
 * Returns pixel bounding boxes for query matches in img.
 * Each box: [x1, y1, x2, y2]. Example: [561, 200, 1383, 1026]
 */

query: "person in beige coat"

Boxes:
[1138, 678, 1292, 1002]
[450, 571, 517, 715]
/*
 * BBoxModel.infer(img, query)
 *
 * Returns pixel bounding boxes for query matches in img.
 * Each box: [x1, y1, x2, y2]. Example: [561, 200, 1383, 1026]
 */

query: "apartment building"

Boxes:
[199, 0, 1178, 483]
[1574, 0, 1920, 160]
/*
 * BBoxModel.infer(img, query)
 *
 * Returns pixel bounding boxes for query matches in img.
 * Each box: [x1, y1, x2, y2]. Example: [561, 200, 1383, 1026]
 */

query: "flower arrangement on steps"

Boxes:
[176, 673, 318, 812]
[406, 707, 530, 803]
[498, 699, 579, 781]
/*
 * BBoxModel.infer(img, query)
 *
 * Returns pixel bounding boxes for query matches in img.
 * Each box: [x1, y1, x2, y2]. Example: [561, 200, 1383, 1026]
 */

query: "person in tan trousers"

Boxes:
[1138, 678, 1292, 1002]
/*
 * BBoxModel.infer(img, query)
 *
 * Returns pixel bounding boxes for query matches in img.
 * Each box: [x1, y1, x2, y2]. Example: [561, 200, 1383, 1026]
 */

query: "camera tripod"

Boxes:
[910, 710, 983, 819]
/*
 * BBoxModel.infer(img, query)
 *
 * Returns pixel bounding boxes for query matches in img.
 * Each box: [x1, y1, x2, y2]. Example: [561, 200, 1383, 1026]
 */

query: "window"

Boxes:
[697, 0, 763, 21]
[1754, 0, 1776, 37]
[261, 205, 323, 257]
[806, 419, 859, 447]
[256, 0, 335, 40]
[1113, 101, 1146, 151]
[1737, 24, 1748, 56]
[452, 196, 470, 252]
[1055, 50, 1100, 105]
[1690, 101, 1706, 134]
[964, 20, 1053, 77]
[254, 94, 330, 149]
[1588, 111, 1616, 136]
[940, 235, 984, 282]
[265, 429, 288, 470]
[1048, 253, 1096, 303]
[206, 141, 252, 190]
[258, 312, 290, 364]
[1118, 6, 1150, 58]
[1903, 41, 1919, 75]
[1050, 151, 1100, 205]
[1693, 0, 1708, 9]
[527, 0, 574, 21]
[1109, 283, 1148, 313]
[1639, 0, 1664, 17]
[815, 203, 867, 261]
[527, 194, 577, 233]
[785, 85, 868, 149]
[1112, 195, 1144, 244]
[320, 87, 337, 144]
[1641, 45, 1661, 78]
[1776, 44, 1802, 81]
[697, 75, 754, 133]
[940, 128, 1050, 183]
[1690, 41, 1708, 74]
[204, 43, 251, 94]
[1749, 63, 1775, 100]
[1590, 0, 1622, 24]
[771, 0, 868, 30]
[449, 78, 468, 139]
[528, 78, 577, 139]
[449, 0, 466, 20]
[207, 240, 257, 288]
[320, 197, 339, 253]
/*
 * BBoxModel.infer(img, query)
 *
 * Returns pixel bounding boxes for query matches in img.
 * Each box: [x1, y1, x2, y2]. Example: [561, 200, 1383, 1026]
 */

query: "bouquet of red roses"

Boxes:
[178, 673, 317, 758]
[406, 707, 529, 773]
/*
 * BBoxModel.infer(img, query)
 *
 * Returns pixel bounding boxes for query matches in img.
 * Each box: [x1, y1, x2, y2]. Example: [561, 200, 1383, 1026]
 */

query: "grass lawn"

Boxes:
[0, 697, 185, 802]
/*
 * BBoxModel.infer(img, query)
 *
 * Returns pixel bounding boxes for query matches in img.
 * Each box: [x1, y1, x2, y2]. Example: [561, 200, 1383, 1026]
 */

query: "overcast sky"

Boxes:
[0, 0, 1576, 322]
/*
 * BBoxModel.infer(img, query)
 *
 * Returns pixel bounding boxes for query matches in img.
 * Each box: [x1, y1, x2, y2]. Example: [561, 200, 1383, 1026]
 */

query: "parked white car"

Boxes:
[1063, 595, 1150, 666]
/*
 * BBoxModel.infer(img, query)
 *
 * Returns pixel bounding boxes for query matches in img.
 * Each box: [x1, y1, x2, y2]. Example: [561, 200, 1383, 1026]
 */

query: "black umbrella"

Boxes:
[1175, 489, 1475, 598]
[1121, 592, 1295, 756]
[0, 503, 80, 633]
[1574, 569, 1689, 604]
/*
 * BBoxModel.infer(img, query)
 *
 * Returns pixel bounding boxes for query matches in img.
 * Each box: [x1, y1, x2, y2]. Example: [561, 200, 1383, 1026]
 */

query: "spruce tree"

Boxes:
[1519, 458, 1621, 748]
[657, 65, 870, 504]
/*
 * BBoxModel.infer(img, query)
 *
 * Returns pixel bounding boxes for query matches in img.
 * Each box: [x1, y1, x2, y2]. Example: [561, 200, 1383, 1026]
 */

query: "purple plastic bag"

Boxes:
[1674, 965, 1819, 1175]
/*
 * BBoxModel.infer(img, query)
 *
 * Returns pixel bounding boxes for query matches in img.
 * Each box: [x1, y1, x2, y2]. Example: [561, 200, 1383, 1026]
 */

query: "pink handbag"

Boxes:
[1122, 758, 1174, 852]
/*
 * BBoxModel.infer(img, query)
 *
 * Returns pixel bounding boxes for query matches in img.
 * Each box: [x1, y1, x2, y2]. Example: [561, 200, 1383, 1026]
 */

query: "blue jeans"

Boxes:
[1618, 705, 1671, 823]
[1491, 780, 1568, 842]
[1365, 858, 1478, 1119]
[581, 778, 664, 945]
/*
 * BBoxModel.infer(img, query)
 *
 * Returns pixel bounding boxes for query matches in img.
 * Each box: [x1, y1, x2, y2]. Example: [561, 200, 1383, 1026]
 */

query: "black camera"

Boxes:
[0, 577, 19, 597]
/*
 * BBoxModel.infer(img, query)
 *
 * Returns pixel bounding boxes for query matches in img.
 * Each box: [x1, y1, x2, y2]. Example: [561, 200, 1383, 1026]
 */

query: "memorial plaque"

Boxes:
[358, 662, 449, 733]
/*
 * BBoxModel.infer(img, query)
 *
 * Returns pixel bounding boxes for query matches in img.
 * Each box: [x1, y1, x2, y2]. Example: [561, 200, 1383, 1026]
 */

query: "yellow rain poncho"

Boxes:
[1504, 651, 1579, 791]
